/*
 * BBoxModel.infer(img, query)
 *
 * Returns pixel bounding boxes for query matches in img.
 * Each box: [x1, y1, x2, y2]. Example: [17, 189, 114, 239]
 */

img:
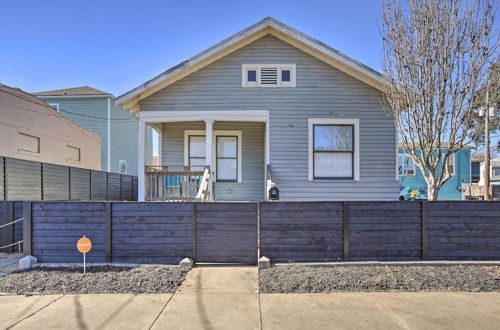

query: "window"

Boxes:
[67, 145, 81, 162]
[188, 135, 206, 170]
[119, 160, 127, 174]
[242, 64, 296, 87]
[48, 103, 59, 111]
[216, 136, 238, 182]
[398, 154, 416, 176]
[492, 167, 500, 177]
[18, 133, 40, 154]
[442, 153, 455, 176]
[184, 130, 242, 182]
[471, 161, 481, 183]
[308, 118, 360, 181]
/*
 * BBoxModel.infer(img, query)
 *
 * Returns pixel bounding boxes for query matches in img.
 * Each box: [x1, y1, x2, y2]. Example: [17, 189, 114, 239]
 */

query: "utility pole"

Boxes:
[484, 89, 490, 201]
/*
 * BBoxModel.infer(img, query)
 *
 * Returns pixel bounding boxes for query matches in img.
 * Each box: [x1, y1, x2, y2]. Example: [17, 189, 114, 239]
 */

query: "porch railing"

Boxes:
[145, 166, 211, 201]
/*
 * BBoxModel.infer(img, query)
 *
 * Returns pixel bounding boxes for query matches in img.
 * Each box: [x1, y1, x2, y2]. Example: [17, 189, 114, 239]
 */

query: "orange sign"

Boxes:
[77, 237, 92, 254]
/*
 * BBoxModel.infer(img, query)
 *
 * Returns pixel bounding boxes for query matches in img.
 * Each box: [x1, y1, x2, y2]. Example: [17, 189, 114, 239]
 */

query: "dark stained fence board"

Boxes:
[132, 177, 138, 201]
[70, 168, 91, 200]
[13, 201, 23, 251]
[30, 202, 106, 263]
[91, 171, 107, 200]
[5, 158, 42, 200]
[260, 202, 343, 263]
[427, 202, 500, 260]
[107, 173, 121, 201]
[111, 202, 194, 264]
[42, 163, 70, 200]
[121, 175, 133, 201]
[349, 202, 422, 261]
[195, 202, 258, 264]
[0, 157, 5, 200]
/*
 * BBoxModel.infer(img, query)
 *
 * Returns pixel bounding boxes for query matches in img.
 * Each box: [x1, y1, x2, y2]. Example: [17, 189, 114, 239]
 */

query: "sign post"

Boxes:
[77, 236, 92, 274]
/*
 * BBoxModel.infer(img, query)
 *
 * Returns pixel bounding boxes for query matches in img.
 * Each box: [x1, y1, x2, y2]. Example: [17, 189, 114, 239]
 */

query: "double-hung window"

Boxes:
[308, 118, 360, 181]
[216, 136, 238, 182]
[398, 154, 416, 176]
[441, 153, 455, 176]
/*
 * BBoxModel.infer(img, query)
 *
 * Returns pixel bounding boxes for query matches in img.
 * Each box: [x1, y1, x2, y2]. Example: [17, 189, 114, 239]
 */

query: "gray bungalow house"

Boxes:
[117, 18, 398, 202]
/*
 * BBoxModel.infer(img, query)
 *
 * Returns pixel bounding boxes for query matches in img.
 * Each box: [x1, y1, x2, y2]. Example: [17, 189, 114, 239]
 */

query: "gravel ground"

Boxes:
[259, 265, 500, 293]
[0, 265, 189, 295]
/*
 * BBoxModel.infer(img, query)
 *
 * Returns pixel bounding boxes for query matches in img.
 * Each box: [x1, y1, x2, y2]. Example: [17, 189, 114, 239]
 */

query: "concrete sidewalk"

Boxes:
[1, 266, 499, 329]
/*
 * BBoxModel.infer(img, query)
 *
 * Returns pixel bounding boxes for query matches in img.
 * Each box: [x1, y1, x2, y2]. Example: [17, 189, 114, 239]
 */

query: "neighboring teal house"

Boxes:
[399, 145, 472, 200]
[35, 86, 139, 175]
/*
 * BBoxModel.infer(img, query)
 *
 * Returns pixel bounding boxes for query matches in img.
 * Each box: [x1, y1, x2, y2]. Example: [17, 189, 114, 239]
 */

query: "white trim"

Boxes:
[37, 94, 112, 99]
[242, 64, 296, 87]
[107, 97, 111, 172]
[138, 121, 146, 201]
[395, 132, 399, 181]
[116, 17, 385, 111]
[184, 129, 243, 183]
[139, 110, 269, 123]
[308, 118, 360, 181]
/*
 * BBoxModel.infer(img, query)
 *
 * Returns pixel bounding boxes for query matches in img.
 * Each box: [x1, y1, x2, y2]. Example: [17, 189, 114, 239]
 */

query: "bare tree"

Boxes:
[382, 0, 498, 200]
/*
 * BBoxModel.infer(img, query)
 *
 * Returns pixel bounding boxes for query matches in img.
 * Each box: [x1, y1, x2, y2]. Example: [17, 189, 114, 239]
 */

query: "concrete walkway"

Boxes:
[1, 265, 500, 329]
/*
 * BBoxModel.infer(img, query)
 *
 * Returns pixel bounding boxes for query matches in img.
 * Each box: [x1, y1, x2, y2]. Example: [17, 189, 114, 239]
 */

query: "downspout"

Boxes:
[107, 97, 111, 172]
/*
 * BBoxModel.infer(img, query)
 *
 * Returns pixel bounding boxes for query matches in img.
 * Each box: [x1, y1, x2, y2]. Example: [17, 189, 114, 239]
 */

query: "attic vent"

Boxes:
[242, 64, 296, 88]
[260, 67, 278, 85]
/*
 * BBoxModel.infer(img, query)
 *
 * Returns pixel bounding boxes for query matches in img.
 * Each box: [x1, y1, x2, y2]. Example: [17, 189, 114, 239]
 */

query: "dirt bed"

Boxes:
[0, 265, 189, 295]
[260, 264, 500, 293]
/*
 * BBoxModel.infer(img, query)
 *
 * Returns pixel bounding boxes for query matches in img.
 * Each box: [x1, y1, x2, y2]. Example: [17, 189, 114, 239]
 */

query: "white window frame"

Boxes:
[442, 153, 455, 176]
[242, 64, 296, 88]
[184, 130, 242, 183]
[48, 103, 59, 112]
[308, 118, 360, 181]
[399, 154, 416, 176]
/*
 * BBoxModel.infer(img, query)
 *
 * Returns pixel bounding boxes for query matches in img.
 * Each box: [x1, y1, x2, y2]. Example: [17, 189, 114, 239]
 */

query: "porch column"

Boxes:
[205, 119, 214, 169]
[205, 119, 214, 201]
[138, 120, 146, 201]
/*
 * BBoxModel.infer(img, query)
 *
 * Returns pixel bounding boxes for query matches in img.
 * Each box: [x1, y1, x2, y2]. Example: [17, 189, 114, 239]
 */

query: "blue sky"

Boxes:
[0, 0, 384, 96]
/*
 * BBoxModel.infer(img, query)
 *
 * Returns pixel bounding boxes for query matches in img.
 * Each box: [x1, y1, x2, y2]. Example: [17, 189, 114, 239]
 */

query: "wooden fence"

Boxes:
[17, 201, 500, 264]
[0, 156, 138, 201]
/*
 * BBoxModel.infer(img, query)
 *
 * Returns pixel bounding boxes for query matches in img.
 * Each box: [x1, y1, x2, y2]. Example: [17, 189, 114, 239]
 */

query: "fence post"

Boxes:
[343, 202, 350, 261]
[1, 201, 14, 252]
[105, 202, 112, 262]
[192, 203, 197, 261]
[22, 201, 32, 256]
[421, 201, 428, 259]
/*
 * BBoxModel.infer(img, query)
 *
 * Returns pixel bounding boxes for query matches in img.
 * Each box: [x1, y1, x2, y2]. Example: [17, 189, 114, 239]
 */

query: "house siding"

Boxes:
[37, 97, 139, 175]
[144, 34, 398, 201]
[110, 101, 139, 175]
[39, 97, 109, 171]
[400, 149, 471, 200]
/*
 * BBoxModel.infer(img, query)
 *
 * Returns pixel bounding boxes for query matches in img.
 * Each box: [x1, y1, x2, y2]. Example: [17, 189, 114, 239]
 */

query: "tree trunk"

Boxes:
[427, 183, 439, 201]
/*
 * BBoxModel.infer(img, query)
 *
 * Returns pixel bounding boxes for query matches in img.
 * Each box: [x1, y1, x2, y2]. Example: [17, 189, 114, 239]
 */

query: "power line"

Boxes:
[0, 89, 138, 121]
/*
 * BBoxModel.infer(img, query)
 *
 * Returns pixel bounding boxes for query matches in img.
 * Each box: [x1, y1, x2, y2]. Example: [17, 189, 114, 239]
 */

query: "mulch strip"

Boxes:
[259, 264, 500, 293]
[0, 265, 189, 295]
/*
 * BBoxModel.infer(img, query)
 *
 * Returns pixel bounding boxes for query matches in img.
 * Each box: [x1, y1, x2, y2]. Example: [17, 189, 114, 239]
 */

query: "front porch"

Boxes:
[138, 111, 271, 201]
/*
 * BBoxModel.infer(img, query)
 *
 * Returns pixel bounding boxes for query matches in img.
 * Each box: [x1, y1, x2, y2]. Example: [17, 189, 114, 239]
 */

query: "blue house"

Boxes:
[35, 86, 140, 175]
[399, 145, 472, 200]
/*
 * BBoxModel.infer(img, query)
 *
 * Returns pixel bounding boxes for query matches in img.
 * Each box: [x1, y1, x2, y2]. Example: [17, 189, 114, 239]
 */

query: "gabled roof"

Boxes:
[116, 17, 387, 113]
[34, 86, 111, 97]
